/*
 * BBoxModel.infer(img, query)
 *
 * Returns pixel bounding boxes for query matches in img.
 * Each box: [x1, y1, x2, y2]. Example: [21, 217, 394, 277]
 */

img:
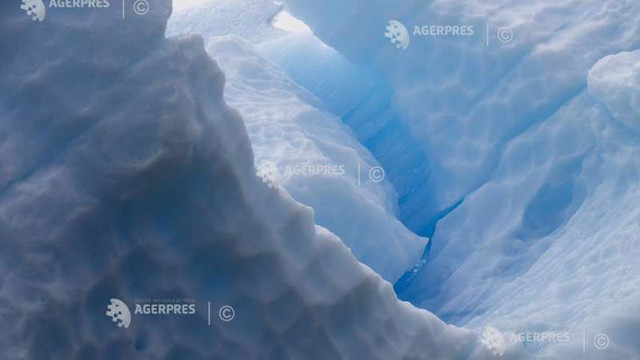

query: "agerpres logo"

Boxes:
[385, 19, 476, 50]
[48, 0, 110, 8]
[105, 298, 197, 330]
[481, 326, 507, 356]
[20, 0, 46, 22]
[384, 20, 410, 50]
[105, 298, 132, 329]
[256, 160, 279, 189]
[21, 0, 111, 23]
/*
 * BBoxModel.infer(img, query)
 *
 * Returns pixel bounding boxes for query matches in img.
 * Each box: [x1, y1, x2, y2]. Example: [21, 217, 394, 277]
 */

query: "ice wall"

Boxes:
[0, 1, 491, 359]
[258, 33, 437, 236]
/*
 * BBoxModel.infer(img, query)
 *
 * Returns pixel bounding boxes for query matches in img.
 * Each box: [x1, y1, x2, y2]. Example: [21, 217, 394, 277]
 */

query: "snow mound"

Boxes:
[0, 1, 492, 359]
[588, 50, 640, 131]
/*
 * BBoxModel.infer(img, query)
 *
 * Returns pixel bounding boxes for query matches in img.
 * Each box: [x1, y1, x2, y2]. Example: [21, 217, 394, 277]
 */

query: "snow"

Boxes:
[171, 0, 640, 358]
[273, 0, 640, 357]
[0, 0, 494, 359]
[167, 0, 286, 43]
[206, 35, 427, 282]
[588, 50, 640, 131]
[3, 0, 639, 357]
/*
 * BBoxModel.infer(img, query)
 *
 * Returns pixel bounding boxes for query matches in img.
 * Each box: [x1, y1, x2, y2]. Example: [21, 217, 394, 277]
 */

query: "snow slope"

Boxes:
[0, 1, 494, 359]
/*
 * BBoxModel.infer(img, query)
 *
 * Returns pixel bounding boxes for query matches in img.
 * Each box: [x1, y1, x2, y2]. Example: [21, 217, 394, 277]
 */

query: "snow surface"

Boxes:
[206, 34, 427, 282]
[170, 0, 640, 358]
[269, 0, 640, 357]
[588, 50, 640, 131]
[0, 0, 498, 359]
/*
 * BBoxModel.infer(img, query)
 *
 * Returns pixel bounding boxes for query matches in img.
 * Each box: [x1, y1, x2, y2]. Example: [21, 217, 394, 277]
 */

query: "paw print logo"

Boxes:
[480, 326, 506, 357]
[106, 299, 131, 329]
[20, 0, 46, 22]
[384, 20, 410, 50]
[256, 160, 279, 189]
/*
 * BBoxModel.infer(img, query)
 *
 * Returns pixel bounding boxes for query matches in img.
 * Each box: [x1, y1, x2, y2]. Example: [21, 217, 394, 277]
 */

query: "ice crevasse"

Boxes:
[169, 0, 429, 284]
[0, 1, 495, 360]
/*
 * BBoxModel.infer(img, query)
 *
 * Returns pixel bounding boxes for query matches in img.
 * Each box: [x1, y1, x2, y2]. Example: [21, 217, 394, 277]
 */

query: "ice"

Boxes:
[588, 50, 640, 131]
[258, 33, 436, 235]
[167, 0, 285, 43]
[206, 35, 427, 282]
[173, 0, 640, 357]
[0, 1, 495, 359]
[169, 0, 428, 283]
[273, 0, 640, 357]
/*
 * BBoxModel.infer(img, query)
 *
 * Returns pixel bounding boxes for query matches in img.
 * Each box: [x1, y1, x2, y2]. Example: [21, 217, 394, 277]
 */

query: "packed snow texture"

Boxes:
[206, 35, 427, 282]
[0, 1, 496, 360]
[267, 0, 640, 357]
[172, 0, 640, 358]
[588, 50, 640, 131]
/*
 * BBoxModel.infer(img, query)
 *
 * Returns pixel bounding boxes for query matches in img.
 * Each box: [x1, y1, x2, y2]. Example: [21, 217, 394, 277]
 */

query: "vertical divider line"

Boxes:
[486, 22, 490, 47]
